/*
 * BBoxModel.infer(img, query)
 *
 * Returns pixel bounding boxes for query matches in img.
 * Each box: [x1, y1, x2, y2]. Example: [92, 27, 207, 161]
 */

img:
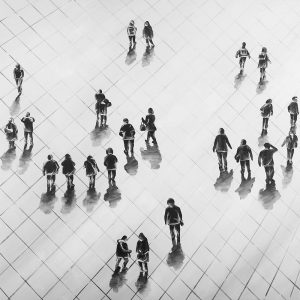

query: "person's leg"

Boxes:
[264, 167, 269, 181]
[129, 36, 133, 47]
[149, 38, 154, 46]
[133, 35, 136, 46]
[175, 223, 181, 245]
[47, 175, 51, 191]
[29, 132, 33, 145]
[151, 131, 157, 144]
[291, 149, 295, 162]
[240, 160, 245, 179]
[146, 37, 150, 46]
[24, 131, 28, 145]
[146, 131, 150, 143]
[108, 170, 112, 182]
[138, 261, 143, 271]
[169, 225, 176, 246]
[287, 149, 291, 163]
[246, 160, 251, 178]
[115, 258, 122, 270]
[103, 115, 107, 126]
[123, 257, 129, 269]
[223, 152, 228, 172]
[124, 140, 129, 153]
[130, 140, 134, 154]
[270, 166, 274, 180]
[217, 152, 223, 171]
[265, 118, 269, 129]
[112, 170, 116, 182]
[144, 262, 148, 272]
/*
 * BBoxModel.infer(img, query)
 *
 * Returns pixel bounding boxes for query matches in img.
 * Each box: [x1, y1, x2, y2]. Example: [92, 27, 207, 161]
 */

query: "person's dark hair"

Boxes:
[167, 198, 175, 205]
[145, 21, 149, 26]
[264, 143, 270, 149]
[65, 154, 71, 159]
[262, 47, 267, 53]
[219, 128, 224, 134]
[106, 147, 113, 154]
[123, 118, 129, 123]
[148, 107, 154, 114]
[121, 235, 127, 240]
[266, 98, 272, 104]
[292, 96, 297, 101]
[99, 89, 102, 93]
[47, 154, 52, 160]
[241, 139, 246, 145]
[138, 233, 146, 240]
[242, 42, 246, 47]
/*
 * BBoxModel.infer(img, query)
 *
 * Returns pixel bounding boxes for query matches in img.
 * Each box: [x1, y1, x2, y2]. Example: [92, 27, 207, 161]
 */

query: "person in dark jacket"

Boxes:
[260, 99, 273, 134]
[258, 47, 271, 83]
[258, 143, 278, 184]
[119, 118, 135, 155]
[213, 128, 232, 172]
[84, 155, 100, 190]
[143, 21, 154, 47]
[282, 128, 298, 165]
[61, 154, 76, 190]
[127, 20, 137, 49]
[115, 235, 132, 272]
[4, 118, 18, 149]
[288, 96, 299, 127]
[13, 63, 24, 95]
[21, 112, 35, 146]
[95, 97, 111, 127]
[234, 139, 253, 180]
[136, 233, 149, 273]
[164, 198, 183, 251]
[142, 107, 157, 144]
[43, 155, 60, 192]
[235, 42, 250, 75]
[104, 148, 118, 184]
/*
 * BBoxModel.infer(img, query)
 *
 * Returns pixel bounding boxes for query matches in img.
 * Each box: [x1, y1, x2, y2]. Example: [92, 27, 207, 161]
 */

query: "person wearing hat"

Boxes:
[260, 99, 273, 134]
[288, 96, 299, 127]
[235, 42, 250, 75]
[13, 63, 24, 95]
[43, 154, 60, 193]
[282, 127, 298, 165]
[115, 235, 132, 272]
[234, 139, 253, 180]
[61, 154, 76, 190]
[84, 155, 100, 190]
[4, 118, 18, 149]
[127, 20, 137, 49]
[104, 148, 118, 184]
[119, 118, 136, 155]
[136, 233, 149, 273]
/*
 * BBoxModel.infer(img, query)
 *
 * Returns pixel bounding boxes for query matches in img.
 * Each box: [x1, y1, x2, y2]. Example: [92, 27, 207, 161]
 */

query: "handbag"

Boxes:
[140, 121, 146, 131]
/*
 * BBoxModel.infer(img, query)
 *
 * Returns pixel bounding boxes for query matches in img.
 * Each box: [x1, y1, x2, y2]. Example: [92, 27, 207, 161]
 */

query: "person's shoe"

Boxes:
[124, 150, 128, 155]
[122, 267, 128, 272]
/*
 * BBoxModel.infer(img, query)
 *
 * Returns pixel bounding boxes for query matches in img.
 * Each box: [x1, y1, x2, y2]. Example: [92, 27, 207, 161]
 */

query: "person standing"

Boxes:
[127, 20, 137, 49]
[288, 96, 299, 127]
[84, 155, 100, 190]
[13, 63, 24, 95]
[282, 129, 298, 165]
[212, 128, 232, 172]
[141, 107, 157, 144]
[258, 143, 278, 184]
[164, 198, 183, 251]
[4, 118, 18, 149]
[21, 112, 35, 146]
[258, 47, 271, 83]
[234, 139, 253, 180]
[43, 155, 59, 193]
[235, 42, 250, 75]
[95, 97, 111, 127]
[119, 118, 135, 155]
[260, 99, 273, 134]
[115, 235, 132, 272]
[104, 148, 118, 184]
[143, 21, 154, 48]
[61, 154, 76, 190]
[136, 233, 149, 274]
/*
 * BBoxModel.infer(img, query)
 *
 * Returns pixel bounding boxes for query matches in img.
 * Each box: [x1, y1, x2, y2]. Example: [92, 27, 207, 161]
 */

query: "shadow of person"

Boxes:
[61, 189, 77, 214]
[124, 155, 138, 175]
[39, 192, 58, 214]
[135, 271, 149, 294]
[214, 169, 234, 192]
[258, 180, 281, 210]
[234, 73, 247, 89]
[166, 245, 185, 271]
[109, 269, 128, 293]
[281, 164, 293, 188]
[258, 130, 268, 147]
[142, 46, 155, 67]
[235, 177, 256, 199]
[125, 47, 137, 65]
[1, 147, 17, 171]
[140, 142, 162, 169]
[90, 121, 112, 147]
[18, 144, 33, 174]
[10, 97, 21, 116]
[104, 182, 121, 208]
[83, 189, 101, 213]
[256, 80, 269, 94]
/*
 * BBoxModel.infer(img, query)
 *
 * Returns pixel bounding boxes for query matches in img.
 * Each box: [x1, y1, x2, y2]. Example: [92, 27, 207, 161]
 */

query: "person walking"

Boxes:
[104, 148, 118, 184]
[234, 139, 253, 180]
[260, 99, 273, 134]
[143, 21, 154, 47]
[21, 112, 35, 146]
[13, 63, 24, 95]
[43, 155, 59, 193]
[127, 20, 137, 49]
[136, 233, 149, 274]
[258, 47, 271, 83]
[288, 96, 299, 127]
[4, 118, 18, 149]
[258, 143, 278, 184]
[282, 128, 298, 165]
[235, 42, 250, 75]
[141, 107, 157, 144]
[61, 154, 76, 190]
[119, 118, 135, 155]
[115, 235, 132, 272]
[84, 155, 100, 190]
[95, 96, 111, 127]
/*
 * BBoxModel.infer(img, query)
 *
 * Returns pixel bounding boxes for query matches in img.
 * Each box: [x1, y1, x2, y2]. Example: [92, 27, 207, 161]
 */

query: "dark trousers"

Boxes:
[108, 170, 116, 181]
[124, 140, 134, 153]
[287, 148, 295, 163]
[65, 175, 74, 189]
[145, 37, 154, 46]
[15, 78, 23, 93]
[129, 36, 136, 46]
[240, 160, 251, 176]
[146, 131, 156, 143]
[89, 175, 96, 188]
[264, 166, 274, 181]
[217, 151, 227, 171]
[24, 131, 33, 144]
[46, 174, 56, 190]
[138, 261, 148, 272]
[239, 57, 246, 69]
[262, 118, 269, 129]
[169, 224, 180, 246]
[290, 114, 297, 125]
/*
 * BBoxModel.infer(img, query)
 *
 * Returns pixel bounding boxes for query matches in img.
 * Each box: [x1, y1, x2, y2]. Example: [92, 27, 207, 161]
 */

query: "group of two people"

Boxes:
[127, 20, 154, 49]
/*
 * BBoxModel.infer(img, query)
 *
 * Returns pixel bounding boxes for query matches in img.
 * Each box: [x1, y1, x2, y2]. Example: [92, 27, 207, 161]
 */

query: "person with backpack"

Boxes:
[143, 21, 154, 48]
[61, 154, 76, 190]
[84, 155, 100, 190]
[258, 143, 278, 184]
[127, 20, 137, 49]
[260, 99, 273, 134]
[235, 42, 251, 75]
[234, 139, 253, 180]
[4, 118, 18, 149]
[136, 233, 149, 274]
[282, 128, 298, 165]
[104, 148, 118, 184]
[43, 155, 60, 193]
[13, 63, 24, 95]
[288, 96, 299, 127]
[119, 118, 135, 155]
[115, 235, 132, 272]
[258, 47, 271, 83]
[141, 107, 157, 144]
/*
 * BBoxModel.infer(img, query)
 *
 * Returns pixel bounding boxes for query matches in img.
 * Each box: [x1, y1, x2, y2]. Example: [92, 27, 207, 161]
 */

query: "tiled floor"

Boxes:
[1, 0, 300, 299]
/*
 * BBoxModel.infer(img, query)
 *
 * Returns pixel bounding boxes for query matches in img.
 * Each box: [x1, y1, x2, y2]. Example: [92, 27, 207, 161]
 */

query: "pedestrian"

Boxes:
[282, 128, 298, 165]
[115, 235, 132, 272]
[235, 42, 250, 75]
[13, 63, 24, 95]
[141, 107, 157, 144]
[43, 155, 59, 193]
[260, 99, 273, 134]
[95, 96, 111, 127]
[119, 118, 135, 155]
[21, 112, 35, 146]
[258, 143, 278, 184]
[164, 198, 183, 252]
[258, 47, 271, 83]
[212, 128, 232, 172]
[234, 139, 253, 180]
[136, 233, 149, 274]
[288, 96, 299, 127]
[127, 20, 137, 49]
[4, 118, 18, 149]
[104, 148, 118, 184]
[84, 155, 100, 190]
[143, 21, 154, 48]
[61, 154, 76, 190]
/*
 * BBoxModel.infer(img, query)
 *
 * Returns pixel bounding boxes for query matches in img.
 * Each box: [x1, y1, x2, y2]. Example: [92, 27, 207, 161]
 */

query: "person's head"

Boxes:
[292, 96, 298, 102]
[121, 235, 128, 242]
[266, 98, 272, 104]
[262, 47, 267, 53]
[219, 128, 225, 134]
[144, 21, 149, 26]
[16, 63, 20, 69]
[65, 153, 71, 160]
[242, 42, 246, 48]
[106, 147, 113, 155]
[123, 118, 129, 124]
[148, 107, 154, 114]
[167, 198, 175, 207]
[87, 155, 93, 161]
[47, 154, 53, 160]
[26, 112, 30, 117]
[241, 139, 246, 145]
[8, 117, 14, 123]
[264, 142, 270, 149]
[138, 233, 146, 241]
[99, 89, 102, 93]
[129, 20, 134, 25]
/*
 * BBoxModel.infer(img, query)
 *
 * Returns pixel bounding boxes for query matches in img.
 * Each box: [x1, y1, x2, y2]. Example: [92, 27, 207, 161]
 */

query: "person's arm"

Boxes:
[127, 27, 130, 36]
[297, 103, 299, 115]
[249, 147, 253, 160]
[234, 148, 239, 161]
[96, 163, 100, 172]
[270, 144, 278, 152]
[20, 69, 24, 78]
[258, 152, 262, 167]
[213, 137, 217, 152]
[42, 163, 46, 175]
[164, 208, 168, 225]
[235, 50, 239, 58]
[119, 126, 123, 137]
[247, 50, 250, 59]
[177, 207, 183, 222]
[281, 138, 287, 147]
[270, 105, 273, 116]
[226, 136, 232, 149]
[131, 125, 135, 137]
